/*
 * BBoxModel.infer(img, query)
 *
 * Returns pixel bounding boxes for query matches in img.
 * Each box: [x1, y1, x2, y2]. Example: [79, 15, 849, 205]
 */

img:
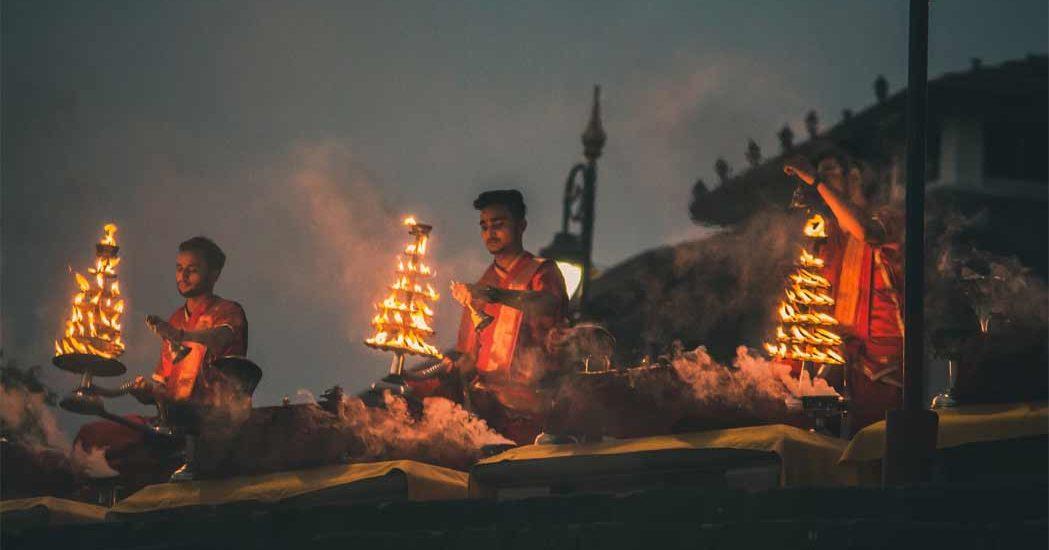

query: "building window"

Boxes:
[983, 119, 1049, 182]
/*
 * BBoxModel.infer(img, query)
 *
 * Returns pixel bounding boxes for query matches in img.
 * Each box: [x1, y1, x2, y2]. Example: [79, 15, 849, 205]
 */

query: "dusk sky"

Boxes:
[3, 0, 1046, 431]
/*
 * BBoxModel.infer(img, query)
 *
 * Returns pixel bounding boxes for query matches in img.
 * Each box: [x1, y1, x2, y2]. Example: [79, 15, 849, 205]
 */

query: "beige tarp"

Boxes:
[111, 460, 468, 515]
[472, 424, 856, 495]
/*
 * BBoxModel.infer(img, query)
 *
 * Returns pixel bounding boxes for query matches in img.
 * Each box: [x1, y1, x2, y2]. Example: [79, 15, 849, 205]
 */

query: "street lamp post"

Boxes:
[883, 0, 939, 486]
[541, 85, 606, 313]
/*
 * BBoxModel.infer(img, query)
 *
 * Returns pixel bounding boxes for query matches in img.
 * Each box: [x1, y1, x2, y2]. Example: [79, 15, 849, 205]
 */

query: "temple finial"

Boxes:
[582, 85, 607, 161]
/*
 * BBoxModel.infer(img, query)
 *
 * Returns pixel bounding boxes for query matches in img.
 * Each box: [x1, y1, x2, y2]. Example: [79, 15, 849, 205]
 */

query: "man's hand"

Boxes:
[128, 376, 157, 405]
[437, 355, 456, 375]
[146, 315, 182, 342]
[450, 282, 491, 310]
[783, 162, 817, 186]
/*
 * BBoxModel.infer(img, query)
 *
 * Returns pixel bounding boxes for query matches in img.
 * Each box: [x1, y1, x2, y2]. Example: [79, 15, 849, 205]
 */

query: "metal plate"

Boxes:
[52, 353, 127, 377]
[59, 392, 106, 415]
[211, 356, 262, 396]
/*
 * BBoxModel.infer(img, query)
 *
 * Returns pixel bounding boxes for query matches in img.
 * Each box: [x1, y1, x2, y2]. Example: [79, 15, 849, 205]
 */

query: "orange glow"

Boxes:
[797, 247, 822, 267]
[803, 214, 827, 238]
[365, 216, 442, 359]
[55, 223, 126, 358]
[785, 285, 835, 307]
[790, 268, 830, 288]
[765, 213, 844, 372]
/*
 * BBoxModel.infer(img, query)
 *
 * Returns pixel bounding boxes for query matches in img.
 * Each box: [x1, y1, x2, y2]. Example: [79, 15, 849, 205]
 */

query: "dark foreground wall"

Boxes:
[5, 482, 1045, 550]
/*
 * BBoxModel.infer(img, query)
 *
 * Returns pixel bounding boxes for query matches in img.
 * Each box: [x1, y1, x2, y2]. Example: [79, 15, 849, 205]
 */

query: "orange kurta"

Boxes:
[153, 295, 248, 402]
[456, 254, 566, 375]
[73, 295, 248, 477]
[820, 211, 904, 429]
[455, 252, 568, 444]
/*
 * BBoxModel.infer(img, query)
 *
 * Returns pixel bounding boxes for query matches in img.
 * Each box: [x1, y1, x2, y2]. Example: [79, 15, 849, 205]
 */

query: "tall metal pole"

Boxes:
[903, 0, 928, 413]
[579, 161, 597, 308]
[883, 0, 939, 486]
[579, 85, 606, 309]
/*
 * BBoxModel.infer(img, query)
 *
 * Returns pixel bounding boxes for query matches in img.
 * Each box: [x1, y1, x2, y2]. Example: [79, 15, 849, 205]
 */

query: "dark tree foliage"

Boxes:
[745, 139, 762, 167]
[777, 124, 794, 153]
[874, 74, 889, 103]
[804, 110, 819, 139]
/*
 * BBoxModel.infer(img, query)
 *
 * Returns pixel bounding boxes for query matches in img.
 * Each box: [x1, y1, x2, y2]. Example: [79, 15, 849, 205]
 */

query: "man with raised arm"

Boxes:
[783, 148, 904, 431]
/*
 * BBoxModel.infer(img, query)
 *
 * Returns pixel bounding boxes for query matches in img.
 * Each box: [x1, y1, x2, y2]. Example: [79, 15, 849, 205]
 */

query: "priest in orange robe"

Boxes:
[415, 190, 568, 445]
[784, 149, 904, 431]
[73, 236, 248, 481]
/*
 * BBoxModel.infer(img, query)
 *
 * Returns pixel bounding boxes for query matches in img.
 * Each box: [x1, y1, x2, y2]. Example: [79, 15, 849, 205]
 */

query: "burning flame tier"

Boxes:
[55, 224, 126, 358]
[765, 213, 845, 374]
[364, 217, 443, 359]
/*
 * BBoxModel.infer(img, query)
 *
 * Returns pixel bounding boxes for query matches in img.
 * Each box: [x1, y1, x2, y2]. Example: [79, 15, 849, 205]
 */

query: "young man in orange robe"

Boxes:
[73, 236, 248, 481]
[419, 190, 568, 445]
[784, 150, 904, 431]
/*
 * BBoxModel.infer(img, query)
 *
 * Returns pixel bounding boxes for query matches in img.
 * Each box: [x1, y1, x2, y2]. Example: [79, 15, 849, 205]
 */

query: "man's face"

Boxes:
[479, 204, 525, 256]
[817, 157, 847, 194]
[176, 250, 216, 298]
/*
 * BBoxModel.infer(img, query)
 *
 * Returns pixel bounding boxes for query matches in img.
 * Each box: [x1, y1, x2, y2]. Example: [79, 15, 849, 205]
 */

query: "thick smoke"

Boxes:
[0, 372, 70, 454]
[589, 207, 802, 363]
[671, 345, 835, 406]
[544, 315, 840, 439]
[925, 200, 1048, 403]
[198, 391, 512, 476]
[337, 394, 513, 466]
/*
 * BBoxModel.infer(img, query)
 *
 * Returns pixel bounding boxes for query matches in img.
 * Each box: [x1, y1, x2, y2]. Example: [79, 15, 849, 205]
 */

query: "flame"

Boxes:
[798, 248, 825, 268]
[785, 286, 835, 306]
[397, 258, 435, 278]
[790, 268, 830, 288]
[776, 325, 842, 346]
[75, 273, 91, 292]
[778, 303, 838, 326]
[55, 224, 126, 359]
[764, 212, 845, 369]
[804, 214, 827, 238]
[365, 216, 442, 359]
[764, 342, 845, 365]
[100, 224, 118, 246]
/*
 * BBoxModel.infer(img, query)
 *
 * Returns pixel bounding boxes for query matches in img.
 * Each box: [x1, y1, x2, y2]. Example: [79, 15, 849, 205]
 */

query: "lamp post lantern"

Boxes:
[541, 85, 606, 313]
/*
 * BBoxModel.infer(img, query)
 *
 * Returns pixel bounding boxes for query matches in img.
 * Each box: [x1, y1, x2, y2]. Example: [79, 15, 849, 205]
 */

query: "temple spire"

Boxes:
[582, 85, 607, 161]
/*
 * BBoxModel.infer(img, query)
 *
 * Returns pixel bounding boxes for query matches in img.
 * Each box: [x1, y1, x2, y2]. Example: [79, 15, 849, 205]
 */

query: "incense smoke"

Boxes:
[338, 394, 513, 467]
[590, 207, 802, 363]
[0, 372, 70, 454]
[203, 393, 512, 475]
[671, 345, 835, 406]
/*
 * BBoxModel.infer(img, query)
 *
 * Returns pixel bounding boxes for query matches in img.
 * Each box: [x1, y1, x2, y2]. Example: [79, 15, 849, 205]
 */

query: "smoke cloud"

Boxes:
[338, 394, 513, 466]
[200, 392, 512, 476]
[0, 382, 71, 454]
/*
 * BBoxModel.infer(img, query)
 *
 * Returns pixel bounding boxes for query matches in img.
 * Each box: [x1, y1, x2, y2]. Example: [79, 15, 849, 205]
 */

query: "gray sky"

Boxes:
[3, 0, 1046, 432]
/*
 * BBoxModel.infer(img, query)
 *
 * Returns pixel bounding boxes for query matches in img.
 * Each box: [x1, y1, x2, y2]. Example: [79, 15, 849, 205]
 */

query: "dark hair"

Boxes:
[179, 236, 226, 272]
[810, 144, 852, 171]
[812, 144, 882, 203]
[473, 189, 526, 221]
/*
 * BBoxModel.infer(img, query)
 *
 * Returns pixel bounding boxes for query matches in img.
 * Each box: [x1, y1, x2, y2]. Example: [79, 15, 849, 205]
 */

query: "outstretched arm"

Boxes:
[146, 315, 235, 351]
[479, 286, 562, 317]
[783, 165, 887, 244]
[452, 282, 560, 318]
